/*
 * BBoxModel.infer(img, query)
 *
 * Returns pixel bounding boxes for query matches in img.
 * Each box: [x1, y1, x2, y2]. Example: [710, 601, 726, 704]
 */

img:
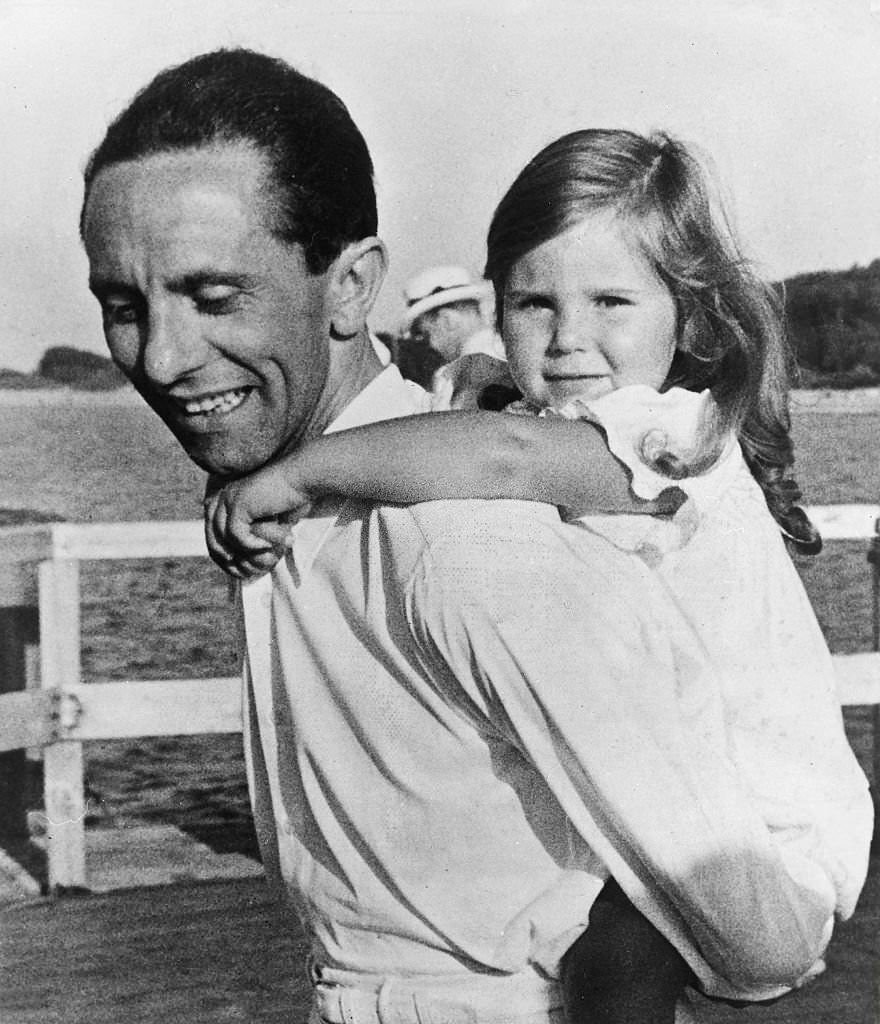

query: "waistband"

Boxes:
[310, 962, 565, 1024]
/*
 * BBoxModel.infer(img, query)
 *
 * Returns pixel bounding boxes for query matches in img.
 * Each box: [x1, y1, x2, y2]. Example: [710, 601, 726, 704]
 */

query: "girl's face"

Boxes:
[502, 210, 678, 408]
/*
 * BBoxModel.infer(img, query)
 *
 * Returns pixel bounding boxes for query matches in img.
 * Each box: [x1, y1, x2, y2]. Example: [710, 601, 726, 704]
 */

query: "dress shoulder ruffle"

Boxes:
[545, 385, 735, 503]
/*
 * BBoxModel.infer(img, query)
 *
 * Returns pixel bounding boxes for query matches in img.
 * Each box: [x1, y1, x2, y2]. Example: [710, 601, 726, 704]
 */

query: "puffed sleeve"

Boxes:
[405, 512, 836, 1002]
[553, 385, 729, 502]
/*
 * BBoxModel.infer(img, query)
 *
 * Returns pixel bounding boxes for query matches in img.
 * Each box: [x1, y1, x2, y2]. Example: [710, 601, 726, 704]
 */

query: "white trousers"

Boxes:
[308, 962, 566, 1024]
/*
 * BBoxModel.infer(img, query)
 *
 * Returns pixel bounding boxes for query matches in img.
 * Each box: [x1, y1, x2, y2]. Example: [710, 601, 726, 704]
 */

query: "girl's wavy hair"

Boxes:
[484, 128, 819, 553]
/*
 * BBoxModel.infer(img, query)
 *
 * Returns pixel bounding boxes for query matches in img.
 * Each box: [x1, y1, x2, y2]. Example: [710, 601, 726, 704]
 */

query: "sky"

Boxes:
[1, 0, 879, 372]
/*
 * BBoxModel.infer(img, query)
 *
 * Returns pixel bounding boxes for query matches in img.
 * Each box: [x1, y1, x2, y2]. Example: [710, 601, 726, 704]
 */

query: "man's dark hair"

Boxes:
[81, 48, 377, 273]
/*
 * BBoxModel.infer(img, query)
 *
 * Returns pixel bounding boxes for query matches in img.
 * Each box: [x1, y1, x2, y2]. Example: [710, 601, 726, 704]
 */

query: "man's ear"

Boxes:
[328, 238, 388, 339]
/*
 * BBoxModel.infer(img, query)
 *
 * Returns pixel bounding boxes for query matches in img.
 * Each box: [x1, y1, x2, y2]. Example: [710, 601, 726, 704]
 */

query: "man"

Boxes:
[81, 49, 833, 1023]
[402, 265, 503, 363]
[401, 265, 511, 409]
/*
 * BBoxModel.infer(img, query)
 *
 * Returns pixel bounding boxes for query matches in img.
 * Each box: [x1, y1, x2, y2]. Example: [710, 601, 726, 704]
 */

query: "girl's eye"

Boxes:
[519, 295, 553, 311]
[596, 295, 630, 309]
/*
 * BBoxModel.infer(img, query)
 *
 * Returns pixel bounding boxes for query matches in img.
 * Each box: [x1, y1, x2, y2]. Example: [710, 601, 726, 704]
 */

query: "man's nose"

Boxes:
[141, 309, 204, 385]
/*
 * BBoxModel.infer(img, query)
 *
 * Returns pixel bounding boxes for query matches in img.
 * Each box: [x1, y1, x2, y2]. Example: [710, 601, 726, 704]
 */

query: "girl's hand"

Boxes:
[203, 483, 286, 579]
[203, 468, 315, 579]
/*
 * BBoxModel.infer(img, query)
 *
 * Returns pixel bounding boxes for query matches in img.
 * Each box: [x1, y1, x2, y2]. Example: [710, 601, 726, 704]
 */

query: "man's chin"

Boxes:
[167, 429, 272, 479]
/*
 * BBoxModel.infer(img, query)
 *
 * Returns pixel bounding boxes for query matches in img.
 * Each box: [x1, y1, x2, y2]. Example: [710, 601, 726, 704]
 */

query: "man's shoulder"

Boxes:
[383, 497, 560, 545]
[371, 498, 551, 579]
[375, 497, 640, 591]
[374, 499, 672, 649]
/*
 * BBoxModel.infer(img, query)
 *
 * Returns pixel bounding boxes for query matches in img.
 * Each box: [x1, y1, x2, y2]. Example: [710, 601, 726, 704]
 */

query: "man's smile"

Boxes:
[175, 386, 252, 417]
[152, 385, 258, 428]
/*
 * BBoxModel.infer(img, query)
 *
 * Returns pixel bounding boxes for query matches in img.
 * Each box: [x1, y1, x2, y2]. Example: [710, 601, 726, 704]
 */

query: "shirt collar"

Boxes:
[324, 363, 429, 434]
[281, 365, 430, 579]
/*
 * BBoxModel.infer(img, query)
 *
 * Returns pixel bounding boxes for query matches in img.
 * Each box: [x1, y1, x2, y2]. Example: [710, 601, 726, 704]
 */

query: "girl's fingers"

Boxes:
[218, 501, 277, 555]
[229, 525, 279, 555]
[251, 520, 293, 548]
[204, 515, 233, 569]
[249, 550, 283, 571]
[205, 495, 261, 571]
[233, 549, 282, 579]
[203, 487, 286, 581]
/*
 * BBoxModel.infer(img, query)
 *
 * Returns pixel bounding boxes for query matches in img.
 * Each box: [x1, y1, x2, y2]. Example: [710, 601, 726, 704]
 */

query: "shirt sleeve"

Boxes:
[405, 515, 835, 1002]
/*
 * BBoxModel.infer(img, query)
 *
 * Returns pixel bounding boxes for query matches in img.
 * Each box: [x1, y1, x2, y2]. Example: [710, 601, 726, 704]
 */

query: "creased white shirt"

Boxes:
[240, 366, 854, 1008]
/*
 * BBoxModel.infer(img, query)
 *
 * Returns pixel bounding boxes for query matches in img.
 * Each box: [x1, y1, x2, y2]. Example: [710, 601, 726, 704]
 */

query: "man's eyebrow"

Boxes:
[505, 287, 544, 298]
[88, 277, 134, 299]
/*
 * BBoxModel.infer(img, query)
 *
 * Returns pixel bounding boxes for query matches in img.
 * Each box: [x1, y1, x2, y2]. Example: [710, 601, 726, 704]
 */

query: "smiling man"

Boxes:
[81, 58, 384, 480]
[80, 49, 840, 1024]
[85, 144, 349, 476]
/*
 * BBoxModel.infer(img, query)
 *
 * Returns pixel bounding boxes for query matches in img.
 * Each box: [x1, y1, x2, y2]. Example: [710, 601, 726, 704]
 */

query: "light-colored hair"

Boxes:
[484, 129, 818, 551]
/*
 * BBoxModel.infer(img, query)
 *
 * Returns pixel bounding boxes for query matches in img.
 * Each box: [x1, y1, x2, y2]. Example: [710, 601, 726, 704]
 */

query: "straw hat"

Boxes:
[401, 265, 491, 331]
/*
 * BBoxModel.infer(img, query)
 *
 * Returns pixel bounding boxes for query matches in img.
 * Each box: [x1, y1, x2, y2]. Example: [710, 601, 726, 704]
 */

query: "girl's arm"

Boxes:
[205, 410, 676, 577]
[290, 410, 664, 512]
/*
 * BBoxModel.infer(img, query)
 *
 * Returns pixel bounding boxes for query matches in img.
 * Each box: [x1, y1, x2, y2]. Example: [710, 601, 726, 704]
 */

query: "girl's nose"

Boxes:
[550, 309, 594, 355]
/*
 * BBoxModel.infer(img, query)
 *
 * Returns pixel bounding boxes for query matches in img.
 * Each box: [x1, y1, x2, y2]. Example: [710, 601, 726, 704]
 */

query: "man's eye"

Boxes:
[102, 301, 141, 326]
[195, 287, 241, 315]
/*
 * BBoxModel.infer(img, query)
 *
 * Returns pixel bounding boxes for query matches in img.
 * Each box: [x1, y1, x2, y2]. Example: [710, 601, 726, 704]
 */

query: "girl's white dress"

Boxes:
[535, 384, 872, 942]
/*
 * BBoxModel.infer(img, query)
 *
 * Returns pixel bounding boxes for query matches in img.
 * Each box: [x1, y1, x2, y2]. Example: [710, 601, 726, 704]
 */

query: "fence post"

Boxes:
[869, 519, 880, 801]
[0, 607, 40, 840]
[38, 556, 86, 891]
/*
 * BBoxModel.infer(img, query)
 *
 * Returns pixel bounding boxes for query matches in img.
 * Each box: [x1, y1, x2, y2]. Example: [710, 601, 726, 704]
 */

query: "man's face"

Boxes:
[411, 307, 464, 363]
[83, 144, 334, 477]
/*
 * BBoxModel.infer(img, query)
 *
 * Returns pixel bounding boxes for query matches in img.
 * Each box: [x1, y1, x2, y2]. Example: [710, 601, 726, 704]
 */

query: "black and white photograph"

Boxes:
[0, 2, 878, 1022]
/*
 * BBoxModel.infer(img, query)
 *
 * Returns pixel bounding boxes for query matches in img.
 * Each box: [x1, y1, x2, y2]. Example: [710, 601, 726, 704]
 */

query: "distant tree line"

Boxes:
[782, 258, 880, 388]
[1, 260, 879, 390]
[0, 346, 126, 390]
[38, 346, 127, 389]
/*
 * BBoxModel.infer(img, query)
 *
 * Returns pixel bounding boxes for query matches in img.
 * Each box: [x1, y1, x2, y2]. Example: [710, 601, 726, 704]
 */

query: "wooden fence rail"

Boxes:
[0, 510, 878, 892]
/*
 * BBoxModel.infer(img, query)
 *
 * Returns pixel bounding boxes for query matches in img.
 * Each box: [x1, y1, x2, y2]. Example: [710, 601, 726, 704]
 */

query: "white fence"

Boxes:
[0, 510, 878, 892]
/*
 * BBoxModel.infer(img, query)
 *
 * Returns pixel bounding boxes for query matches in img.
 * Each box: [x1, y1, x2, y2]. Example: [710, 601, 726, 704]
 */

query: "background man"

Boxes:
[80, 47, 832, 1023]
[402, 265, 502, 362]
[401, 264, 510, 408]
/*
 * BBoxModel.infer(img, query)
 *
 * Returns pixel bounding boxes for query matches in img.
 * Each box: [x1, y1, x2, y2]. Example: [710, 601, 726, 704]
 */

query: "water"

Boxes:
[0, 393, 249, 845]
[1, 391, 878, 847]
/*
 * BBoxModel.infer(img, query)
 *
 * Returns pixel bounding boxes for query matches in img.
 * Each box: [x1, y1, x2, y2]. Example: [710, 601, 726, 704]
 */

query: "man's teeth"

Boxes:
[182, 389, 248, 415]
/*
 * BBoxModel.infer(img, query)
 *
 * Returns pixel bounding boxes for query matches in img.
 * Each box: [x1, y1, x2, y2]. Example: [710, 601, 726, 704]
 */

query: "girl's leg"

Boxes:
[561, 879, 693, 1024]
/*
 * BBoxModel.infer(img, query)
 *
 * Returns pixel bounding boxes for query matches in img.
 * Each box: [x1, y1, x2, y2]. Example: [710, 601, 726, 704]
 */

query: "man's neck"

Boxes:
[297, 331, 384, 447]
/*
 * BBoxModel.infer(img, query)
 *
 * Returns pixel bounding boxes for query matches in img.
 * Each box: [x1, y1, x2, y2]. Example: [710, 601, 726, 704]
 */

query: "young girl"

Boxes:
[205, 130, 872, 1023]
